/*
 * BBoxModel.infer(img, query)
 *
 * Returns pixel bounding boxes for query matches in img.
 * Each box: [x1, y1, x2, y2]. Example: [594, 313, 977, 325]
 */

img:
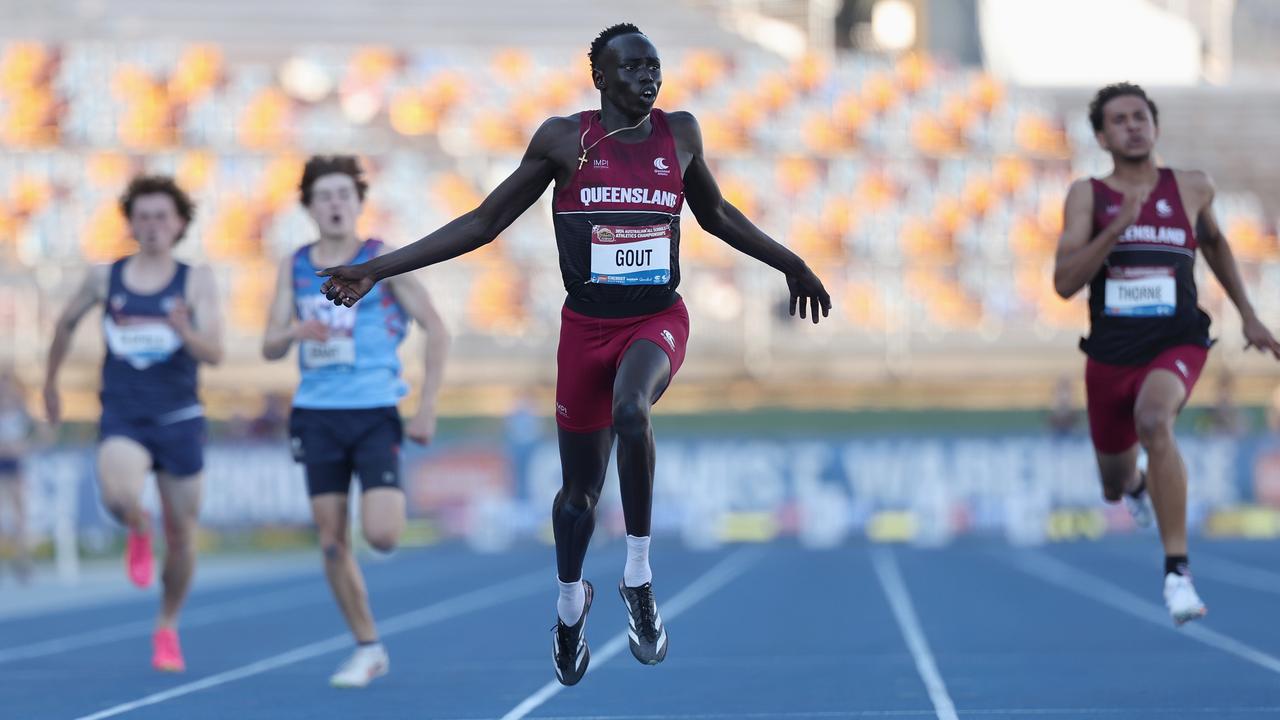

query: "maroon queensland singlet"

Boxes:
[1079, 168, 1211, 365]
[551, 109, 685, 318]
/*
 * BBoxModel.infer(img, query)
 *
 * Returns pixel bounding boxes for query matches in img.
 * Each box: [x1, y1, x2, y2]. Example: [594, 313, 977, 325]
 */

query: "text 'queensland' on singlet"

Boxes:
[291, 239, 409, 410]
[101, 258, 200, 422]
[551, 109, 685, 318]
[1080, 168, 1211, 365]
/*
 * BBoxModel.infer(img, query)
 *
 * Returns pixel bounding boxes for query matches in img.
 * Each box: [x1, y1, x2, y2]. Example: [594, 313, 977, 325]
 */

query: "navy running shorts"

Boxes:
[288, 406, 403, 496]
[100, 411, 206, 477]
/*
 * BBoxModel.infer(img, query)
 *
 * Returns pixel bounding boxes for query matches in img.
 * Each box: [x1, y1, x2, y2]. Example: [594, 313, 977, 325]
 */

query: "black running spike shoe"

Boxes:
[618, 581, 667, 665]
[552, 580, 593, 686]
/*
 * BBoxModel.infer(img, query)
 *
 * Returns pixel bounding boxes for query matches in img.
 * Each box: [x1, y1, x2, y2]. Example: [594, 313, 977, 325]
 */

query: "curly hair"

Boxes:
[1088, 82, 1159, 132]
[119, 175, 196, 241]
[299, 155, 369, 206]
[588, 23, 645, 70]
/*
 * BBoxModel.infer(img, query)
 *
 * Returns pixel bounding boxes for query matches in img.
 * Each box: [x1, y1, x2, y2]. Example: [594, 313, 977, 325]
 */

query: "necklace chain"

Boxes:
[578, 112, 651, 169]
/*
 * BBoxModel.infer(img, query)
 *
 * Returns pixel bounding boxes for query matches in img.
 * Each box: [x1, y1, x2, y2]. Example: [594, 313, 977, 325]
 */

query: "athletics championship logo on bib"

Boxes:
[589, 224, 672, 286]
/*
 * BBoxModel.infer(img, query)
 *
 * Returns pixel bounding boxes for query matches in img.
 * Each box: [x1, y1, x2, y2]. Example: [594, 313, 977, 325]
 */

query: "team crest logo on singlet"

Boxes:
[653, 157, 670, 176]
[593, 159, 609, 169]
[110, 294, 127, 311]
[1156, 199, 1174, 218]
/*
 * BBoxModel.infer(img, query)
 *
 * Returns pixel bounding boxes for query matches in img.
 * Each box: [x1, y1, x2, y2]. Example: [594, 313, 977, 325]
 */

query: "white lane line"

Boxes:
[70, 568, 553, 720]
[870, 548, 960, 720]
[500, 548, 762, 720]
[0, 552, 478, 663]
[468, 707, 1280, 720]
[0, 586, 320, 663]
[1190, 550, 1280, 597]
[1008, 551, 1280, 675]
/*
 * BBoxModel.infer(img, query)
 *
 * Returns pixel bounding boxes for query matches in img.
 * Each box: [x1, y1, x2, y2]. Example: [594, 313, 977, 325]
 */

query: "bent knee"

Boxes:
[611, 397, 651, 436]
[363, 530, 400, 554]
[1135, 410, 1175, 445]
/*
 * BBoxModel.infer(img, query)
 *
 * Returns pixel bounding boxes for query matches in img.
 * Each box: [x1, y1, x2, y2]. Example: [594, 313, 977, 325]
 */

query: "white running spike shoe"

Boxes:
[330, 644, 390, 688]
[1164, 573, 1207, 626]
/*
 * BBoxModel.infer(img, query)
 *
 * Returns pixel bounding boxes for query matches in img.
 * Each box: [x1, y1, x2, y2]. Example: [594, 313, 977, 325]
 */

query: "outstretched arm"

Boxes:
[320, 118, 566, 306]
[672, 112, 831, 323]
[1194, 173, 1280, 358]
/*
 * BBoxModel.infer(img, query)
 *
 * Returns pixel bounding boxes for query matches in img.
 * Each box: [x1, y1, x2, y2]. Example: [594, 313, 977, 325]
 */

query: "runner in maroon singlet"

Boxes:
[316, 24, 831, 685]
[1054, 83, 1280, 625]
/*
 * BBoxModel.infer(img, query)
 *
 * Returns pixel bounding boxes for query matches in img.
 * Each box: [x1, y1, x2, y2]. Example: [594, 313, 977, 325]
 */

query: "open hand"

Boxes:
[786, 266, 832, 325]
[1243, 314, 1280, 359]
[318, 264, 376, 307]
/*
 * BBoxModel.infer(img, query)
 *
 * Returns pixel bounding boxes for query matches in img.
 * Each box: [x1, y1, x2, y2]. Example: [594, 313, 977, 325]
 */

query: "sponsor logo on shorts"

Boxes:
[1175, 359, 1189, 377]
[660, 329, 676, 351]
[1156, 199, 1174, 218]
[290, 436, 304, 461]
[557, 402, 569, 418]
[653, 156, 670, 176]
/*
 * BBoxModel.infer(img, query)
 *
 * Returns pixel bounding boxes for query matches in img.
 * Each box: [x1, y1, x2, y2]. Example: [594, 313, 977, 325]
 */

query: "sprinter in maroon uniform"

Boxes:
[317, 23, 830, 685]
[1054, 83, 1280, 625]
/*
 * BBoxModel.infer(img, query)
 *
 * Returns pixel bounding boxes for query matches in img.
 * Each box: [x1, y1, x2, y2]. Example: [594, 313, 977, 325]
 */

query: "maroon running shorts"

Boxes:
[555, 299, 691, 432]
[1085, 344, 1209, 454]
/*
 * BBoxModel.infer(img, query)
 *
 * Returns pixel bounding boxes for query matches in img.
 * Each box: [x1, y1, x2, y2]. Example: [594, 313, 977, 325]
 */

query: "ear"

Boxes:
[591, 67, 605, 91]
[1094, 129, 1109, 152]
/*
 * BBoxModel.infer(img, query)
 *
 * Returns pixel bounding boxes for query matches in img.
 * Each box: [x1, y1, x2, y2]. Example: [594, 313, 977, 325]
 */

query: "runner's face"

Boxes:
[128, 194, 185, 253]
[595, 35, 662, 116]
[1097, 94, 1157, 161]
[307, 174, 362, 238]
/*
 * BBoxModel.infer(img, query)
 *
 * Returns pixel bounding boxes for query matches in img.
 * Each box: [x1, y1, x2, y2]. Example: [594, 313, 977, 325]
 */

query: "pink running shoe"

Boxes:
[152, 627, 186, 672]
[126, 524, 154, 589]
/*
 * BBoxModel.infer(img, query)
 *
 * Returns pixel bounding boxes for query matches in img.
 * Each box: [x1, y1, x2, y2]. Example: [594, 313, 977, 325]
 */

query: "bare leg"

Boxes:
[96, 437, 152, 532]
[1134, 370, 1190, 557]
[155, 472, 202, 629]
[313, 494, 378, 643]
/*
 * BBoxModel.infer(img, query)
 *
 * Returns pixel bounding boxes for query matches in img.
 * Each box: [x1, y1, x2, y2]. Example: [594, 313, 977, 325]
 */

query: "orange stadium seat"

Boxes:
[238, 88, 293, 149]
[168, 44, 223, 106]
[81, 200, 133, 262]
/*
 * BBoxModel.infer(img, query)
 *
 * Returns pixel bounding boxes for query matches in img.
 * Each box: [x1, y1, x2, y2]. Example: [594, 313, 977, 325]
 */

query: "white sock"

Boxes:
[557, 577, 585, 625]
[623, 535, 652, 587]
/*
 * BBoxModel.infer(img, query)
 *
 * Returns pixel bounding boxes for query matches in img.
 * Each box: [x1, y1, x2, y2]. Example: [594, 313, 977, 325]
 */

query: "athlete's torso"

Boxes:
[1081, 167, 1211, 364]
[551, 109, 685, 318]
[101, 257, 200, 420]
[292, 239, 409, 409]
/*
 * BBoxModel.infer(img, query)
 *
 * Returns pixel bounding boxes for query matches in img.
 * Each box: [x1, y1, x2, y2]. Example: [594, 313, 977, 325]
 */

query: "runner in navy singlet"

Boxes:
[316, 23, 832, 685]
[43, 176, 224, 671]
[1053, 83, 1280, 625]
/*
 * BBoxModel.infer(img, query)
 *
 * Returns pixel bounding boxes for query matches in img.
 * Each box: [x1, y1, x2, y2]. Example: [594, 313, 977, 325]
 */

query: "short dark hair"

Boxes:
[119, 175, 196, 241]
[1088, 82, 1158, 132]
[299, 155, 368, 206]
[589, 23, 645, 70]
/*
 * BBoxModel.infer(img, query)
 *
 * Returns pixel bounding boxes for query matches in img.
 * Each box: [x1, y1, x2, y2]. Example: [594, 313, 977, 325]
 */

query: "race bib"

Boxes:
[296, 295, 358, 370]
[300, 338, 356, 368]
[1104, 266, 1176, 317]
[104, 317, 182, 370]
[589, 224, 672, 286]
